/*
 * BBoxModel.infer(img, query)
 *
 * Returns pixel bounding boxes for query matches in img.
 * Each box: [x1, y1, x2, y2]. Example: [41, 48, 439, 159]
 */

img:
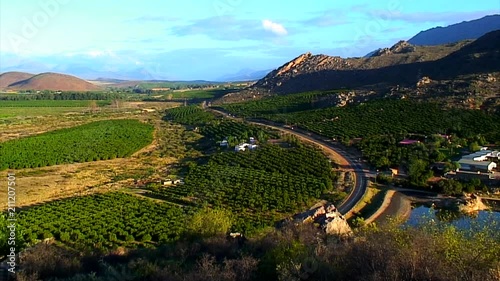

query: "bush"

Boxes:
[188, 207, 233, 237]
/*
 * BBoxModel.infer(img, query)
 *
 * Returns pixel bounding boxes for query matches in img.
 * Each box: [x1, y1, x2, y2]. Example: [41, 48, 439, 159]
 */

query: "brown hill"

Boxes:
[0, 72, 35, 89]
[7, 72, 102, 91]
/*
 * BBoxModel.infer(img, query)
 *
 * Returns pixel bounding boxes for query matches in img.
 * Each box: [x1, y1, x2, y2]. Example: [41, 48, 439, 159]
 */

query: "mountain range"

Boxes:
[219, 30, 500, 111]
[408, 15, 500, 45]
[2, 15, 497, 82]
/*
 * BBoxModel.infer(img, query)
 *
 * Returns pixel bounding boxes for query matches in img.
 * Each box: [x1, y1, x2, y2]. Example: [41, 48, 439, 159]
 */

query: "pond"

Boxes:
[407, 205, 500, 230]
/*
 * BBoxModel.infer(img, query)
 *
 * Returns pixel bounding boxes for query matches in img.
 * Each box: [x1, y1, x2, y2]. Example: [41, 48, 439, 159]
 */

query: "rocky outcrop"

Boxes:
[459, 194, 490, 213]
[417, 76, 433, 87]
[371, 41, 416, 57]
[276, 52, 312, 76]
[295, 203, 352, 236]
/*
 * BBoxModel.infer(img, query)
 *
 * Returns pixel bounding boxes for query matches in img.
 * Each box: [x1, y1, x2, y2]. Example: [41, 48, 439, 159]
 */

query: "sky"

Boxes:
[0, 0, 499, 80]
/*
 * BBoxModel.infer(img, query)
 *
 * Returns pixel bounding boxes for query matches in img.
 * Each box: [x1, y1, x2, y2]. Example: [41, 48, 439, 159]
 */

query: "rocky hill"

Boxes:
[408, 14, 500, 46]
[4, 72, 102, 91]
[0, 72, 34, 89]
[220, 31, 500, 111]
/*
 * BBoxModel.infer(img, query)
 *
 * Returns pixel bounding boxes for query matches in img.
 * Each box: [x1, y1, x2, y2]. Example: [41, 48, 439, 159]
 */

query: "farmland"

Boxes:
[149, 144, 338, 233]
[164, 105, 216, 125]
[8, 192, 190, 252]
[0, 119, 154, 170]
[0, 100, 110, 107]
[221, 97, 500, 142]
[0, 104, 341, 255]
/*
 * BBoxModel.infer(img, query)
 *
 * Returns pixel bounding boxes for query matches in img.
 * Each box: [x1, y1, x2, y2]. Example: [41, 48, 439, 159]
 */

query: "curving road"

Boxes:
[209, 108, 372, 216]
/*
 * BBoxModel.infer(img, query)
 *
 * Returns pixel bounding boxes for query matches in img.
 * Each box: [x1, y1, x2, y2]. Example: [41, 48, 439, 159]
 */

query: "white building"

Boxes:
[458, 159, 497, 173]
[462, 150, 500, 161]
[235, 143, 258, 152]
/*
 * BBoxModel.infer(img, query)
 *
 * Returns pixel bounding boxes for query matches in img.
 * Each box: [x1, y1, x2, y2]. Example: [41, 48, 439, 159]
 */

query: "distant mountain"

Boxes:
[5, 72, 102, 91]
[408, 15, 500, 46]
[217, 68, 272, 82]
[0, 72, 35, 89]
[53, 66, 163, 81]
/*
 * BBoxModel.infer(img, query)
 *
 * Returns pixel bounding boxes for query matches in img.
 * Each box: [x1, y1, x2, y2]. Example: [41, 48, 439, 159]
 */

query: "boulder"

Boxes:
[295, 203, 352, 236]
[324, 216, 353, 236]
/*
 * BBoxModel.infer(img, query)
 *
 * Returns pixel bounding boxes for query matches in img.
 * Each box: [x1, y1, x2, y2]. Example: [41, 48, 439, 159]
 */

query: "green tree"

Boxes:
[408, 159, 433, 187]
[188, 206, 233, 237]
[469, 142, 481, 152]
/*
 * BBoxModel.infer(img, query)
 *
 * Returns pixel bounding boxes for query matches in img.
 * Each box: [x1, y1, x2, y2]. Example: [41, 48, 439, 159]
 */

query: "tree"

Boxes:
[408, 159, 433, 187]
[469, 142, 481, 152]
[438, 179, 463, 195]
[188, 206, 233, 237]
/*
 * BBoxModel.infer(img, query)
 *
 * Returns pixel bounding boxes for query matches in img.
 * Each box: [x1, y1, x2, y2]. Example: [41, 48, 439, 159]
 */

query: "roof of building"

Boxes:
[399, 139, 419, 145]
[463, 150, 500, 160]
[458, 159, 495, 168]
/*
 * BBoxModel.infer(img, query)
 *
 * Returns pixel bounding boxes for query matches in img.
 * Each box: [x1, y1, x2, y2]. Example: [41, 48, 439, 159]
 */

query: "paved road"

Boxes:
[209, 108, 372, 215]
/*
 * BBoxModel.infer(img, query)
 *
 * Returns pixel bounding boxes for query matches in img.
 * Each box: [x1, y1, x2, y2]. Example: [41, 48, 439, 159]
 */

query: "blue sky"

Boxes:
[0, 0, 499, 80]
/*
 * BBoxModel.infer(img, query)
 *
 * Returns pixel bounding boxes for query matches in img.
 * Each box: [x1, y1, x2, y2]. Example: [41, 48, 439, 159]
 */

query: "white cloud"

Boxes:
[262, 19, 288, 36]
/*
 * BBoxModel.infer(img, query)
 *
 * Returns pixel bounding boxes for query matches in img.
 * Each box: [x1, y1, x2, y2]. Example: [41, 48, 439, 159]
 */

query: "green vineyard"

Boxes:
[0, 119, 154, 170]
[11, 193, 190, 251]
[0, 100, 110, 107]
[164, 105, 215, 125]
[222, 97, 500, 142]
[149, 145, 337, 233]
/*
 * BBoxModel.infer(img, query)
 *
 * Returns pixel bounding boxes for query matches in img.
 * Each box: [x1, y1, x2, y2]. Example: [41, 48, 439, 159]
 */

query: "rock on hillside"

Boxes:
[370, 40, 416, 57]
[295, 203, 352, 236]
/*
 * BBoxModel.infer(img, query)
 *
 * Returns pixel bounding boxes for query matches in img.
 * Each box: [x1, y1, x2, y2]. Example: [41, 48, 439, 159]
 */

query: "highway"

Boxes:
[209, 108, 372, 216]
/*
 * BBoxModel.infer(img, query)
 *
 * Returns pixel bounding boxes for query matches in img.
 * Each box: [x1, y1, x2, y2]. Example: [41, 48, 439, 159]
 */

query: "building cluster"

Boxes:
[220, 137, 259, 152]
[458, 148, 498, 173]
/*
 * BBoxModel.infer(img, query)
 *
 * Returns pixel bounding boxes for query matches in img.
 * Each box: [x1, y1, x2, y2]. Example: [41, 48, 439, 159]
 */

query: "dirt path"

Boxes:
[365, 191, 412, 224]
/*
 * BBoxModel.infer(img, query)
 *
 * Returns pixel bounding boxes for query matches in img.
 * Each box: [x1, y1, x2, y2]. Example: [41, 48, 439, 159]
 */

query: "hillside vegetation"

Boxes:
[14, 218, 500, 281]
[222, 98, 500, 143]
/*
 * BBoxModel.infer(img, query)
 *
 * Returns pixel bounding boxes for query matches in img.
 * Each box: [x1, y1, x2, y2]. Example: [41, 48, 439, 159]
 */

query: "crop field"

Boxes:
[164, 105, 215, 125]
[0, 119, 154, 170]
[222, 98, 500, 142]
[0, 100, 110, 107]
[0, 100, 111, 118]
[165, 105, 277, 144]
[11, 192, 191, 251]
[0, 107, 90, 118]
[149, 144, 338, 233]
[221, 90, 340, 116]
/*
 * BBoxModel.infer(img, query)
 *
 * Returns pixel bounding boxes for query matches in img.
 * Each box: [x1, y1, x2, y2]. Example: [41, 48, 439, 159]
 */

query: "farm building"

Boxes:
[220, 140, 228, 147]
[458, 159, 497, 173]
[463, 150, 500, 161]
[235, 143, 258, 152]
